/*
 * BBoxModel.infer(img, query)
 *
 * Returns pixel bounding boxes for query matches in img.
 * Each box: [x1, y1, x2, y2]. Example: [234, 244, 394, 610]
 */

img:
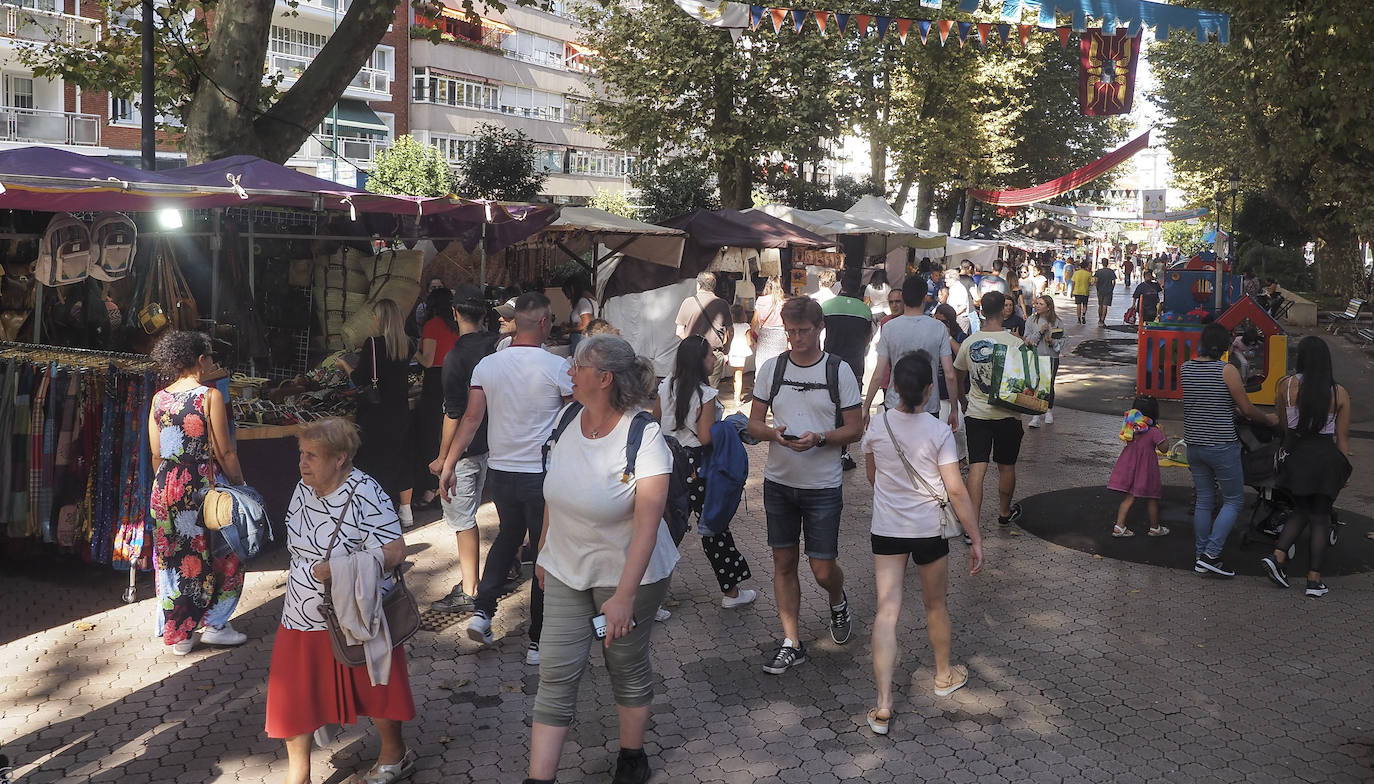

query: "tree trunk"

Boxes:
[1314, 221, 1366, 298]
[914, 180, 935, 231]
[718, 154, 753, 210]
[935, 192, 958, 235]
[892, 172, 914, 216]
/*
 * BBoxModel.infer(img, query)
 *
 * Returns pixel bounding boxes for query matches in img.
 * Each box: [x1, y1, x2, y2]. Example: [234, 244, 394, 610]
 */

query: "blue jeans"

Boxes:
[476, 469, 545, 641]
[1187, 442, 1245, 558]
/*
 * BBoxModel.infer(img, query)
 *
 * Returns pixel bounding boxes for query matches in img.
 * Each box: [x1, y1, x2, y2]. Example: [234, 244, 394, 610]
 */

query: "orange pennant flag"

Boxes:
[938, 19, 953, 45]
[770, 8, 788, 33]
[977, 22, 991, 46]
[814, 10, 829, 35]
[856, 14, 871, 36]
[1018, 24, 1032, 46]
[896, 18, 911, 44]
[1057, 26, 1071, 47]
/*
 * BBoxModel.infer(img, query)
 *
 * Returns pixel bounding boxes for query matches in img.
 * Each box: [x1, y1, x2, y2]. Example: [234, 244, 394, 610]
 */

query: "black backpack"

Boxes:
[768, 350, 845, 428]
[543, 402, 691, 545]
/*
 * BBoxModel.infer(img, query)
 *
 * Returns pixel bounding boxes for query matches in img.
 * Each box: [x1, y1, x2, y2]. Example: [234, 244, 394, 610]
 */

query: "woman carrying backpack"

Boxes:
[653, 336, 757, 609]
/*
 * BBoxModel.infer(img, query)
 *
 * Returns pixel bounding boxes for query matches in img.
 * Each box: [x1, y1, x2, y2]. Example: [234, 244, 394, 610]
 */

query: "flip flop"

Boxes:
[866, 708, 891, 736]
[934, 664, 969, 697]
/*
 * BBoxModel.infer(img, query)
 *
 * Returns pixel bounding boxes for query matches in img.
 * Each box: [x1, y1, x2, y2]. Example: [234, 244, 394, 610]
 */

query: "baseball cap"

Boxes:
[494, 297, 518, 319]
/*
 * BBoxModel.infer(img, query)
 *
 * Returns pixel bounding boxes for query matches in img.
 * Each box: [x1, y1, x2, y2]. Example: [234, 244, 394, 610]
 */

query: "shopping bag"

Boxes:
[987, 343, 1053, 415]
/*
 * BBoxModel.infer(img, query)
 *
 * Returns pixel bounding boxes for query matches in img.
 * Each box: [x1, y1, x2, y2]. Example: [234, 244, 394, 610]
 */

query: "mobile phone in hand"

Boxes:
[590, 613, 637, 639]
[781, 433, 800, 441]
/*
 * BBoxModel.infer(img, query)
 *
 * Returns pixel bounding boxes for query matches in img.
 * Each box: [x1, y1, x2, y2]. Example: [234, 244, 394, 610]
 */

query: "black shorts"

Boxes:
[964, 416, 1024, 465]
[872, 534, 950, 565]
[1097, 292, 1114, 307]
[1073, 294, 1089, 305]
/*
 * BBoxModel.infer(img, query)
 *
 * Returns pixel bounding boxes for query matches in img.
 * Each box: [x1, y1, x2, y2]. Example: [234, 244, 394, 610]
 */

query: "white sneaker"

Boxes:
[1043, 410, 1054, 424]
[525, 642, 540, 665]
[170, 639, 196, 656]
[654, 606, 671, 622]
[200, 623, 247, 646]
[467, 612, 494, 644]
[722, 588, 758, 609]
[1028, 415, 1042, 428]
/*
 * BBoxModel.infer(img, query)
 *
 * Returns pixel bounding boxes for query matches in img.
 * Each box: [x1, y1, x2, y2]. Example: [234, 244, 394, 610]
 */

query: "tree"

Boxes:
[1151, 0, 1374, 296]
[631, 157, 720, 223]
[366, 135, 454, 197]
[19, 0, 527, 165]
[587, 188, 638, 218]
[455, 124, 548, 201]
[1161, 220, 1210, 256]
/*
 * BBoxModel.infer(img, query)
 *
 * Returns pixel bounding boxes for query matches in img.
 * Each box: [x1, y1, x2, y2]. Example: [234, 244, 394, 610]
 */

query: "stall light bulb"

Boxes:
[158, 209, 183, 229]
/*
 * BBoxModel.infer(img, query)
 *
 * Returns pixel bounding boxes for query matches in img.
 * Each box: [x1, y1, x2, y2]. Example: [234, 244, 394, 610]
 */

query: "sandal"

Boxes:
[1147, 525, 1170, 537]
[362, 749, 417, 784]
[934, 664, 969, 697]
[866, 708, 891, 735]
[1112, 525, 1135, 538]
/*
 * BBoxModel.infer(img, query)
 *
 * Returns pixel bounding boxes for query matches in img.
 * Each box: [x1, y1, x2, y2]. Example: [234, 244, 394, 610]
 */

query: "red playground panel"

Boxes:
[1137, 325, 1200, 400]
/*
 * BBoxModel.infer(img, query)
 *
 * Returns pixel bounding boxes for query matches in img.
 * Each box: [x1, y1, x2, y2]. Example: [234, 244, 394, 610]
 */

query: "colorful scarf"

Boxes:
[1119, 408, 1153, 442]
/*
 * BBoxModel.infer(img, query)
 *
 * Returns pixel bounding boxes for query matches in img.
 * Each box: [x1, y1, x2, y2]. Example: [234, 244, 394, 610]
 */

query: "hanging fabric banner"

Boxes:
[938, 19, 953, 44]
[1018, 24, 1032, 45]
[834, 11, 849, 32]
[676, 0, 754, 28]
[997, 23, 1011, 43]
[814, 10, 829, 34]
[917, 19, 932, 43]
[792, 8, 808, 32]
[896, 18, 911, 43]
[957, 21, 972, 46]
[770, 7, 788, 32]
[750, 4, 766, 29]
[875, 15, 892, 38]
[856, 13, 871, 35]
[968, 130, 1151, 206]
[1079, 28, 1141, 115]
[977, 22, 991, 46]
[1057, 26, 1072, 47]
[985, 0, 1230, 43]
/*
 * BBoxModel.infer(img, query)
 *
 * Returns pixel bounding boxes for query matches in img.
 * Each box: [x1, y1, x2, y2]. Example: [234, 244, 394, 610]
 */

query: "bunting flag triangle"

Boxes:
[977, 22, 991, 47]
[997, 23, 1010, 44]
[875, 16, 892, 39]
[1018, 24, 1032, 46]
[814, 10, 829, 35]
[916, 19, 932, 44]
[957, 21, 971, 47]
[750, 5, 765, 30]
[938, 19, 952, 45]
[856, 14, 871, 36]
[1057, 26, 1072, 48]
[896, 18, 911, 44]
[770, 7, 787, 33]
[793, 9, 809, 33]
[835, 12, 850, 34]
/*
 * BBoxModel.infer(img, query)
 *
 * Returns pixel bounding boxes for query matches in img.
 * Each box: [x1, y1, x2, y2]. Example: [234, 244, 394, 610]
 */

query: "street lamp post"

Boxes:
[1214, 191, 1225, 311]
[1228, 171, 1240, 266]
[141, 0, 155, 170]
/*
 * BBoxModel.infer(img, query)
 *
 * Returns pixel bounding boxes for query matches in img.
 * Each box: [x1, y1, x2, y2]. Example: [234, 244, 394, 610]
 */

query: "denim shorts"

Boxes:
[764, 479, 844, 560]
[441, 454, 488, 532]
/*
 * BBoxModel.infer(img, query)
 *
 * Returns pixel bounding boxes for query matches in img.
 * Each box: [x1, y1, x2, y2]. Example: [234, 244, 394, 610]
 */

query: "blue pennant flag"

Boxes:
[793, 9, 809, 33]
[997, 22, 1011, 43]
[835, 12, 850, 34]
[957, 20, 972, 44]
[750, 5, 765, 30]
[917, 19, 932, 43]
[875, 15, 892, 38]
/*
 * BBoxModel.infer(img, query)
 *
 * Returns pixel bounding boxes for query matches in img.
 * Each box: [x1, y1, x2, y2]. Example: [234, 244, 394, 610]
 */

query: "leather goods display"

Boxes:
[319, 488, 420, 667]
[135, 239, 199, 335]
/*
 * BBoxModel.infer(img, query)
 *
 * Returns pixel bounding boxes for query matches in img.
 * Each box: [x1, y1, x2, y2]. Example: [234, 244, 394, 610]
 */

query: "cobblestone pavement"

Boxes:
[3, 281, 1373, 784]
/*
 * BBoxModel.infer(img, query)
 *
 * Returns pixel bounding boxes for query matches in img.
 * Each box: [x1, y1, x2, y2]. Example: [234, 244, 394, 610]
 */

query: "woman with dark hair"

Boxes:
[1180, 323, 1279, 578]
[147, 330, 248, 655]
[862, 350, 981, 734]
[561, 276, 596, 347]
[653, 335, 756, 608]
[1261, 336, 1352, 597]
[864, 269, 892, 321]
[415, 287, 460, 507]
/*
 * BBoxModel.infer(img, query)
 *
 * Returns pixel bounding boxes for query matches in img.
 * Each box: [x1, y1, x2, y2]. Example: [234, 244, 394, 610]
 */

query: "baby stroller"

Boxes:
[1236, 419, 1341, 553]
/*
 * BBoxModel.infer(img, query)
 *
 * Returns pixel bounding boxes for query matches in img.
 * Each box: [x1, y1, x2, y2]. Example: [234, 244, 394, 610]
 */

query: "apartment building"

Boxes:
[408, 1, 632, 204]
[0, 1, 104, 154]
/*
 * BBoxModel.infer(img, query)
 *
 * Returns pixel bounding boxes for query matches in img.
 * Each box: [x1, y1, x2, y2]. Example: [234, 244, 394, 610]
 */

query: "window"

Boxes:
[416, 70, 500, 111]
[110, 96, 136, 124]
[534, 147, 563, 173]
[3, 75, 34, 110]
[429, 133, 475, 164]
[499, 85, 563, 122]
[565, 97, 589, 125]
[567, 149, 632, 178]
[269, 26, 328, 59]
[501, 31, 566, 69]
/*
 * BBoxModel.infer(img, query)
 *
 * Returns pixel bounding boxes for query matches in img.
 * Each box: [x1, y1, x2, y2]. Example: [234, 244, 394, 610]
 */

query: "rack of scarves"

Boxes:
[0, 341, 157, 571]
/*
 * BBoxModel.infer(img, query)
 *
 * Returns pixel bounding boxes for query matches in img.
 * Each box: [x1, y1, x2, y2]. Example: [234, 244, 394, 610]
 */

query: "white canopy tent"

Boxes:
[540, 206, 687, 299]
[846, 196, 1001, 270]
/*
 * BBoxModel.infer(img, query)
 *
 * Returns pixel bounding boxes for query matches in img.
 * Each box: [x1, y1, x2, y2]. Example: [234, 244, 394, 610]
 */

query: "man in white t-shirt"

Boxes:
[747, 297, 863, 676]
[953, 291, 1026, 535]
[943, 271, 974, 334]
[864, 275, 959, 428]
[439, 291, 573, 663]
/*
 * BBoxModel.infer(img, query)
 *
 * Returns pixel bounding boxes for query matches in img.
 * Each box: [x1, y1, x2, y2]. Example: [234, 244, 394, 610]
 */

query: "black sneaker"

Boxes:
[830, 595, 852, 645]
[1007, 503, 1023, 524]
[1305, 581, 1329, 597]
[430, 586, 476, 613]
[997, 515, 1011, 526]
[763, 643, 806, 674]
[1260, 557, 1289, 588]
[611, 748, 651, 784]
[841, 452, 858, 472]
[1194, 553, 1236, 577]
[519, 544, 535, 565]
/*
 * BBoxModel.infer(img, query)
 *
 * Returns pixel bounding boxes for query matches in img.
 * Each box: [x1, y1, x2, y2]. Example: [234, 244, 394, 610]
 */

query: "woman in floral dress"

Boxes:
[147, 331, 249, 655]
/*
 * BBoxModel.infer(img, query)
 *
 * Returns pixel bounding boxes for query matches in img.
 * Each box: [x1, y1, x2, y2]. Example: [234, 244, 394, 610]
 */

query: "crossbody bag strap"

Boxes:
[370, 337, 378, 386]
[881, 410, 949, 508]
[203, 389, 218, 493]
[323, 485, 360, 562]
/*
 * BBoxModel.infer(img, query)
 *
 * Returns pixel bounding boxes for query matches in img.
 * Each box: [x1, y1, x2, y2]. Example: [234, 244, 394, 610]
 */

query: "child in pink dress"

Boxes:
[1108, 395, 1169, 537]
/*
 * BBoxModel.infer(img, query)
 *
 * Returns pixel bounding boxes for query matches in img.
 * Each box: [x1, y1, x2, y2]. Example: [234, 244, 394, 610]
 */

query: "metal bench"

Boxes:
[1357, 327, 1374, 346]
[1324, 298, 1365, 334]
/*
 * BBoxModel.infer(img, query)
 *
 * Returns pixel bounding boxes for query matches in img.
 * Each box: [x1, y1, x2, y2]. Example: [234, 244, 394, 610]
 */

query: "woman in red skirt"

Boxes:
[265, 418, 416, 784]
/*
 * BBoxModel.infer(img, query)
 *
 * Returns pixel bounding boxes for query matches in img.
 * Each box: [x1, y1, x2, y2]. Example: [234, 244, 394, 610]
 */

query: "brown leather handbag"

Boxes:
[318, 488, 420, 667]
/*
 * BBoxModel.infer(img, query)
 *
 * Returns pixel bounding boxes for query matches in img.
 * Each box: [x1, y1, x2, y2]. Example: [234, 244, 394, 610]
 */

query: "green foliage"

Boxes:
[1160, 220, 1210, 256]
[762, 174, 886, 212]
[1235, 192, 1305, 249]
[587, 188, 638, 218]
[366, 136, 454, 197]
[631, 158, 720, 223]
[455, 124, 549, 201]
[1239, 241, 1313, 290]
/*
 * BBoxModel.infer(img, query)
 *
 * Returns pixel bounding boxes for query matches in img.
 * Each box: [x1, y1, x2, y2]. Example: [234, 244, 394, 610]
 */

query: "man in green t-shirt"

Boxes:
[954, 291, 1025, 534]
[1070, 264, 1093, 324]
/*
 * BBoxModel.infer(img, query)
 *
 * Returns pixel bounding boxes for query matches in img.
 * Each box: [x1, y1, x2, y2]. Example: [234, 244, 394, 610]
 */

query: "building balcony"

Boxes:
[0, 4, 101, 47]
[298, 133, 390, 165]
[267, 51, 391, 101]
[0, 105, 99, 146]
[287, 0, 352, 17]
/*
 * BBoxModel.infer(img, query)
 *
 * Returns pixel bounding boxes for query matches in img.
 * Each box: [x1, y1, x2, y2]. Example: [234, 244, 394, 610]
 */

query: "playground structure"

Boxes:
[1136, 254, 1287, 405]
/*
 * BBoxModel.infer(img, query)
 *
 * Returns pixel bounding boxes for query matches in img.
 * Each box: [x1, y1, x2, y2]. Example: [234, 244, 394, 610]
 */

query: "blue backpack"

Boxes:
[544, 402, 691, 545]
[698, 416, 749, 536]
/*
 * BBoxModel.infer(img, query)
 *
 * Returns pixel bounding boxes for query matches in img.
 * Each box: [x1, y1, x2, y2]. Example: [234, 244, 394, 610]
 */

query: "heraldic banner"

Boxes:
[1079, 30, 1141, 116]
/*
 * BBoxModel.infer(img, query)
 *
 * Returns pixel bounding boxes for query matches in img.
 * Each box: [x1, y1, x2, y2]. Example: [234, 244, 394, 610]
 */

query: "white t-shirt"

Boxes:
[754, 352, 862, 490]
[861, 410, 958, 538]
[657, 377, 720, 448]
[570, 296, 596, 328]
[281, 469, 401, 632]
[944, 277, 972, 317]
[875, 314, 953, 414]
[470, 345, 573, 472]
[865, 283, 891, 317]
[539, 408, 680, 591]
[953, 329, 1025, 421]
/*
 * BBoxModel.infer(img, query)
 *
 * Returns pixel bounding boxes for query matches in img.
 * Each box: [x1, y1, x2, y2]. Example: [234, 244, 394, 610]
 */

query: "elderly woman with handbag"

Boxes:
[861, 350, 983, 737]
[147, 330, 248, 656]
[265, 417, 417, 784]
[525, 335, 679, 784]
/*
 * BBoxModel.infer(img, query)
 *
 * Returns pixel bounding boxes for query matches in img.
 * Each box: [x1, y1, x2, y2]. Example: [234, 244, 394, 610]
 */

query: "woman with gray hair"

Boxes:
[525, 335, 679, 784]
